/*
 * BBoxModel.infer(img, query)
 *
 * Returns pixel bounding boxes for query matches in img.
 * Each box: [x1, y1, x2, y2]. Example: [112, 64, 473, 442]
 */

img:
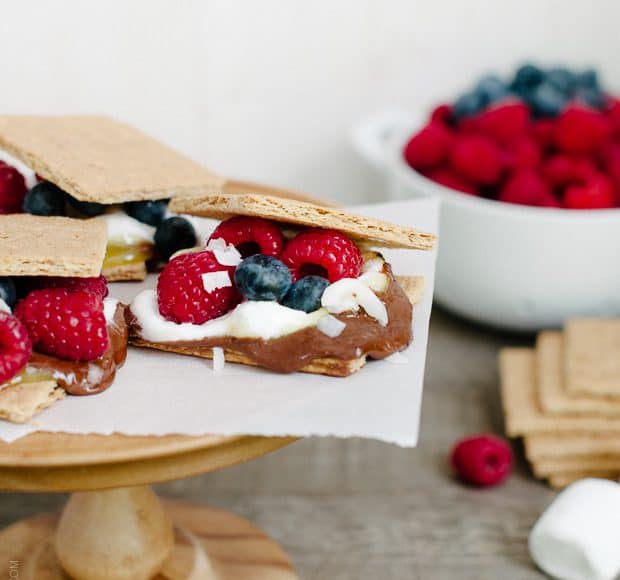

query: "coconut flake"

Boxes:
[317, 315, 346, 337]
[212, 347, 225, 371]
[202, 271, 232, 293]
[206, 237, 242, 267]
[321, 278, 388, 326]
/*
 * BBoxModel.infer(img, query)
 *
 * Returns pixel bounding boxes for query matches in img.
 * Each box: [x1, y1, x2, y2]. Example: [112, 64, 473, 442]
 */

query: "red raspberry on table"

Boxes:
[208, 216, 284, 258]
[15, 289, 108, 361]
[501, 136, 541, 171]
[450, 135, 503, 185]
[403, 122, 453, 171]
[477, 101, 530, 145]
[26, 275, 109, 298]
[0, 162, 27, 214]
[563, 174, 615, 209]
[554, 105, 611, 155]
[425, 168, 477, 195]
[0, 312, 32, 383]
[451, 434, 512, 487]
[458, 115, 481, 134]
[606, 98, 620, 136]
[499, 170, 551, 206]
[157, 251, 240, 324]
[280, 229, 363, 283]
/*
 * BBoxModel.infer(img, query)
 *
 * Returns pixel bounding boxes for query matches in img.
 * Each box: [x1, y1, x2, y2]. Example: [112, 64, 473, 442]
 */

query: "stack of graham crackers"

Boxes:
[500, 319, 620, 489]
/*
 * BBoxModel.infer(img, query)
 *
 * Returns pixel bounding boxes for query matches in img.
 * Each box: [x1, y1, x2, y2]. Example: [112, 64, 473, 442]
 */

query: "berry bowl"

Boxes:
[354, 109, 620, 331]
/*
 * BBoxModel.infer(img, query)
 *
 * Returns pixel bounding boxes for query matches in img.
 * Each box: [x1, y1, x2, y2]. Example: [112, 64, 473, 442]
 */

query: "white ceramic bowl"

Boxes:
[354, 110, 620, 331]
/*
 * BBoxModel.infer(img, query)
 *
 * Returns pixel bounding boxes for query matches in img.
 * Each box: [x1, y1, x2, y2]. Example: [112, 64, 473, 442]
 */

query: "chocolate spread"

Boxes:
[128, 268, 413, 374]
[28, 304, 128, 395]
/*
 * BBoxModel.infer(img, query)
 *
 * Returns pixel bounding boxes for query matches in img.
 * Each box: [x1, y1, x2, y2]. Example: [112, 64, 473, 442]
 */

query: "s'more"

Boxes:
[0, 115, 225, 282]
[0, 215, 128, 423]
[127, 192, 435, 377]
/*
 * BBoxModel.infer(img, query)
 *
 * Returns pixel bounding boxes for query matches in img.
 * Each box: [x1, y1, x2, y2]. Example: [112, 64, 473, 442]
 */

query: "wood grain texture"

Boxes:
[0, 309, 549, 579]
[0, 500, 297, 579]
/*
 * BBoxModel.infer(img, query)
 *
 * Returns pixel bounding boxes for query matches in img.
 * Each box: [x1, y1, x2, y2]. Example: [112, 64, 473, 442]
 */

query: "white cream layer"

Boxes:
[131, 266, 390, 343]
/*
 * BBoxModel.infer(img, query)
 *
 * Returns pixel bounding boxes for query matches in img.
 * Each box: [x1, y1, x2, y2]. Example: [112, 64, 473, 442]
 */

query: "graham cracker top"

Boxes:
[0, 215, 106, 277]
[0, 115, 225, 203]
[169, 193, 436, 250]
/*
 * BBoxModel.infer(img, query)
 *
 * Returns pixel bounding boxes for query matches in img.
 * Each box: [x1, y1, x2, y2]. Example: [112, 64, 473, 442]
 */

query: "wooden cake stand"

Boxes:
[0, 431, 298, 579]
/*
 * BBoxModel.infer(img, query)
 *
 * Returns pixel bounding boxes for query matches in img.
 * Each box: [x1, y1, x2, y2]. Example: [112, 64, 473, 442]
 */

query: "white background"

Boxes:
[1, 0, 618, 203]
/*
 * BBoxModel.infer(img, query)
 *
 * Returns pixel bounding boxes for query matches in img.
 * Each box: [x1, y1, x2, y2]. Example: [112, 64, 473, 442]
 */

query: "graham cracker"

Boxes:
[0, 380, 64, 424]
[537, 331, 620, 416]
[526, 433, 620, 460]
[0, 115, 225, 204]
[565, 318, 620, 397]
[548, 471, 619, 489]
[169, 193, 436, 250]
[131, 275, 423, 378]
[0, 215, 106, 277]
[533, 456, 620, 478]
[499, 348, 620, 436]
[103, 261, 148, 282]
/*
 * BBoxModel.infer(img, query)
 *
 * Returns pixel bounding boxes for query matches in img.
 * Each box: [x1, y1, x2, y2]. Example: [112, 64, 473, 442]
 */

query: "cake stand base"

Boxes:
[0, 486, 298, 580]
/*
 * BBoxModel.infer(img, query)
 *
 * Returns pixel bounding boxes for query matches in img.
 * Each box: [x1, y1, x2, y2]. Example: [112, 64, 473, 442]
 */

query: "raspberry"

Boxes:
[15, 289, 108, 361]
[554, 105, 611, 154]
[451, 434, 512, 487]
[563, 175, 615, 209]
[208, 216, 284, 258]
[430, 104, 453, 125]
[499, 170, 551, 206]
[0, 312, 32, 383]
[477, 101, 530, 145]
[458, 115, 481, 134]
[542, 154, 576, 187]
[450, 135, 503, 185]
[0, 162, 27, 214]
[425, 168, 477, 195]
[530, 118, 555, 149]
[403, 123, 453, 171]
[26, 275, 108, 298]
[606, 98, 620, 137]
[501, 136, 541, 170]
[280, 229, 363, 282]
[157, 251, 239, 324]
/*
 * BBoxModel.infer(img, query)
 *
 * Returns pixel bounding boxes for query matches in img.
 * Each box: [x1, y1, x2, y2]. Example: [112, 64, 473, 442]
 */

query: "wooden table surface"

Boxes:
[0, 307, 553, 580]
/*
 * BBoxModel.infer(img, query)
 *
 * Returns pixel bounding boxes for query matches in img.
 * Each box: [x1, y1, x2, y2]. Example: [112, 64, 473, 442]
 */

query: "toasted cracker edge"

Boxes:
[170, 193, 436, 250]
[0, 380, 65, 424]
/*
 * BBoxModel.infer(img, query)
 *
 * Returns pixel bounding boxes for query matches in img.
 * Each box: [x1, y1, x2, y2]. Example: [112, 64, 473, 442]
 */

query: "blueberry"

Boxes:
[234, 254, 292, 301]
[154, 216, 197, 261]
[124, 199, 168, 226]
[452, 91, 485, 120]
[475, 75, 510, 104]
[0, 278, 16, 309]
[512, 63, 544, 92]
[66, 195, 106, 216]
[575, 87, 606, 110]
[576, 69, 599, 89]
[546, 67, 576, 95]
[528, 82, 567, 117]
[23, 182, 66, 216]
[281, 275, 329, 313]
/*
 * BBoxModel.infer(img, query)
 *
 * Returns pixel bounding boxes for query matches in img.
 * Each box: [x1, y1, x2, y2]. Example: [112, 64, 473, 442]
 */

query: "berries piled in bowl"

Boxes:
[404, 64, 620, 209]
[353, 63, 620, 331]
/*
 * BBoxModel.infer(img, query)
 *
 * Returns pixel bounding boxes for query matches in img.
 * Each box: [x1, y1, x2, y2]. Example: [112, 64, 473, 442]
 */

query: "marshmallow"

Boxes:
[529, 478, 620, 580]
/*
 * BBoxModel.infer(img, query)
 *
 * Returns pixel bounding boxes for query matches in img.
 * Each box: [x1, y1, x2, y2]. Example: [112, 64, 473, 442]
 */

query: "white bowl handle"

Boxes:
[352, 110, 416, 170]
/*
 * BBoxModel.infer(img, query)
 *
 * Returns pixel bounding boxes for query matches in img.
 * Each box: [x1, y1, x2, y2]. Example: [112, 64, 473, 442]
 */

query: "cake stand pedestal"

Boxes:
[0, 432, 298, 579]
